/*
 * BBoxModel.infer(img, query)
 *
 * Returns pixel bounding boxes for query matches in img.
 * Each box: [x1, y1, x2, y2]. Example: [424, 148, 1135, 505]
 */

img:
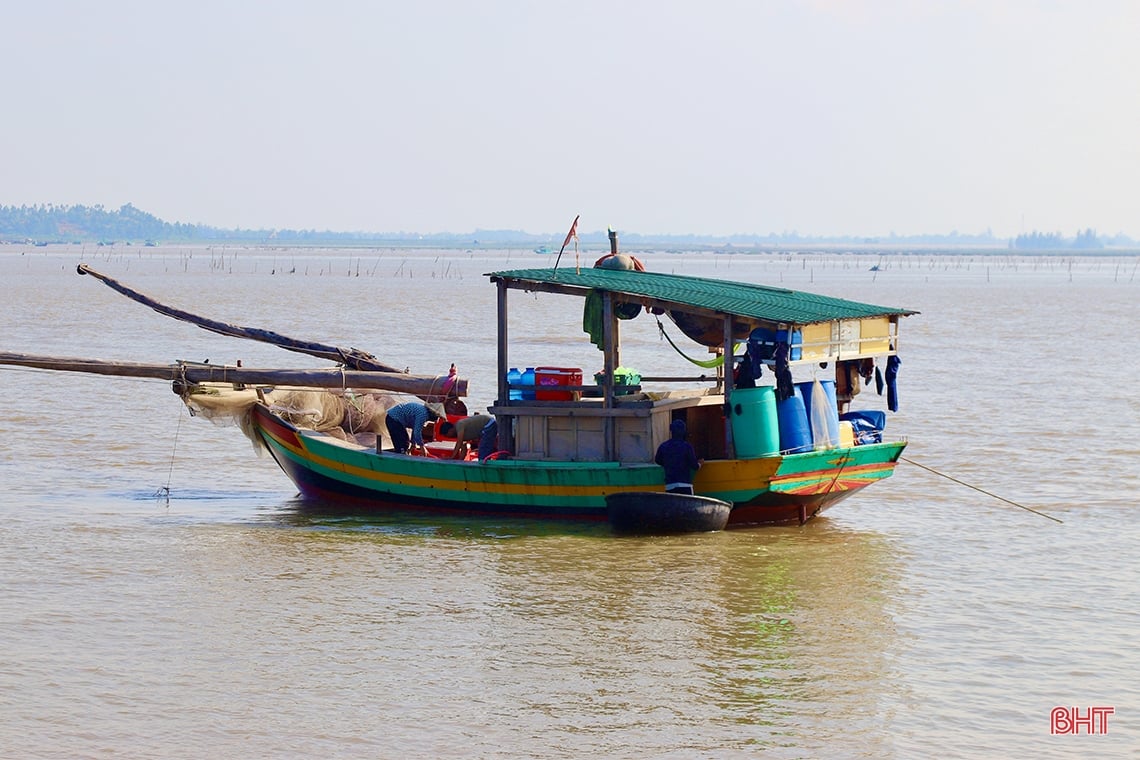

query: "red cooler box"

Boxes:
[535, 367, 583, 400]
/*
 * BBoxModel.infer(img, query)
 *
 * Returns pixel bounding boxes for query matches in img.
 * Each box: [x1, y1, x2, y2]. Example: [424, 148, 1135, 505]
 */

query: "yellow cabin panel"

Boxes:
[800, 322, 833, 361]
[860, 317, 892, 354]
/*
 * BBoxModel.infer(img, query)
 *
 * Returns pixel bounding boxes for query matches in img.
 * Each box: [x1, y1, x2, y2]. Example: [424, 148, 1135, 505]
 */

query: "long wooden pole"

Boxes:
[76, 264, 402, 373]
[0, 351, 466, 396]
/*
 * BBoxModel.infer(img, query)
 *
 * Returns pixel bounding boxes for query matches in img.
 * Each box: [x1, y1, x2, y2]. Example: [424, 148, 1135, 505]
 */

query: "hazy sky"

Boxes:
[5, 1, 1138, 238]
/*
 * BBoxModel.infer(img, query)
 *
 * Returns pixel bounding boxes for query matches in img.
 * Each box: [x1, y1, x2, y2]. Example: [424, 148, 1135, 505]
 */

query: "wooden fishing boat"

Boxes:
[224, 233, 915, 527]
[2, 234, 917, 527]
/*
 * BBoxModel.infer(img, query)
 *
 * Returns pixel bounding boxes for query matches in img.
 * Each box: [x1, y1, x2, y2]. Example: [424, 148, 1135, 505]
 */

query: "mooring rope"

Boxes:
[157, 405, 185, 506]
[900, 456, 1062, 523]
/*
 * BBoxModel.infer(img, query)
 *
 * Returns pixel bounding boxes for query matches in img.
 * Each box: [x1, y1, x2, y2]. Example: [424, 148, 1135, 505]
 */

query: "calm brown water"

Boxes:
[1, 246, 1137, 758]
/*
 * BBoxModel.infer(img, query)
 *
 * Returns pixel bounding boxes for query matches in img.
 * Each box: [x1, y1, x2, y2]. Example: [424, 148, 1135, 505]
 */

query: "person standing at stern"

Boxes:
[655, 419, 703, 494]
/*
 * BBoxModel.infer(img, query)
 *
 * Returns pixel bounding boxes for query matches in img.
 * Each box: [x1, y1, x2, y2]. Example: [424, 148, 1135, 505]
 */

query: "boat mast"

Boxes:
[600, 228, 623, 459]
[495, 278, 514, 451]
[722, 315, 737, 459]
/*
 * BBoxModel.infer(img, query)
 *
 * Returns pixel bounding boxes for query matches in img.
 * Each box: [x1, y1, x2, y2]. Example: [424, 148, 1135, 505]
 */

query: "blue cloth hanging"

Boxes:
[885, 355, 901, 412]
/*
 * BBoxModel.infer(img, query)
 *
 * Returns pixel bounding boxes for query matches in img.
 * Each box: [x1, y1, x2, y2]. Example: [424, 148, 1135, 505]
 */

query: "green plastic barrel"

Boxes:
[730, 386, 780, 458]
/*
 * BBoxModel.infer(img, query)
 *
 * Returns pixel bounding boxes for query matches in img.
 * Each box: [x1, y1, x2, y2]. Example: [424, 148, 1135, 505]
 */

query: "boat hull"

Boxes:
[249, 405, 905, 526]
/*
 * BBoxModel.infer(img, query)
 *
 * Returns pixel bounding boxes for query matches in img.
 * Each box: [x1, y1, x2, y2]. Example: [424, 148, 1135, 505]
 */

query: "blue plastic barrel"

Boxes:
[729, 386, 780, 458]
[521, 367, 536, 400]
[776, 390, 812, 454]
[507, 367, 522, 400]
[798, 379, 840, 449]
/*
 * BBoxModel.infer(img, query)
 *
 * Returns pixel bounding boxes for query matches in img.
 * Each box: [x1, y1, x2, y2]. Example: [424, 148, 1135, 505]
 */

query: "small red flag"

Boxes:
[561, 215, 580, 250]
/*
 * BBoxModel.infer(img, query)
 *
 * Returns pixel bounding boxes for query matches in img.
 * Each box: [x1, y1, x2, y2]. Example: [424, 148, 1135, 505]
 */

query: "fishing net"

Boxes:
[180, 384, 417, 452]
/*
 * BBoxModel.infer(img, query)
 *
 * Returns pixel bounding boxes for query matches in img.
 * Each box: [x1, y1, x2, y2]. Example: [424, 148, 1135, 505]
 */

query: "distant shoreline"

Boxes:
[4, 203, 1129, 252]
[3, 240, 1138, 257]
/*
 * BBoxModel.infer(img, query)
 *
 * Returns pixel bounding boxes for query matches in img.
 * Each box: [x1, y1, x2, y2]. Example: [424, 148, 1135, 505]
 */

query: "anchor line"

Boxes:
[900, 456, 1062, 524]
[158, 405, 185, 506]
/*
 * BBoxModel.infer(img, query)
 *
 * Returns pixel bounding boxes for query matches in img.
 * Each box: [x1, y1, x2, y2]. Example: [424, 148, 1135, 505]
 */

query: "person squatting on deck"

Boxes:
[437, 413, 494, 459]
[655, 419, 703, 494]
[385, 401, 445, 455]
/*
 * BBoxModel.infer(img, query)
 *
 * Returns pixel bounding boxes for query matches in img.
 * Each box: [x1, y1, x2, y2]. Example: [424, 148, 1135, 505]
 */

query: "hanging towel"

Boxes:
[885, 355, 901, 412]
[875, 366, 884, 395]
[582, 290, 605, 350]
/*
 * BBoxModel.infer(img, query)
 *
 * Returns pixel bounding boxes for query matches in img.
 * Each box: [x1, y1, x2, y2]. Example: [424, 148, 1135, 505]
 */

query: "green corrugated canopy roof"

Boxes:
[487, 267, 917, 325]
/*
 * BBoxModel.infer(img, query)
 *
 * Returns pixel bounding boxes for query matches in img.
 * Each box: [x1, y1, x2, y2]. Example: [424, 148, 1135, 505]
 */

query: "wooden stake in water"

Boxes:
[900, 456, 1063, 524]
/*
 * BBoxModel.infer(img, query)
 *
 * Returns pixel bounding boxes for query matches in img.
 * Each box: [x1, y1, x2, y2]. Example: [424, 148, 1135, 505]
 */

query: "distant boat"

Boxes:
[534, 245, 554, 254]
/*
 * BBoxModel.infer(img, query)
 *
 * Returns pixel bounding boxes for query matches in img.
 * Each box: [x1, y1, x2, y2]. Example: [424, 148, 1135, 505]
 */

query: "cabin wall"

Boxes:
[683, 406, 728, 460]
[504, 394, 730, 463]
[797, 317, 896, 363]
[800, 323, 833, 362]
[514, 410, 669, 463]
[859, 317, 892, 354]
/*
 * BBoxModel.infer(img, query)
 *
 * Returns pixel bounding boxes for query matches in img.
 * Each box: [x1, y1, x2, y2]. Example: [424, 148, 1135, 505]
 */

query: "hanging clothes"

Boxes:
[582, 290, 605, 350]
[773, 343, 794, 401]
[835, 360, 850, 397]
[859, 357, 875, 386]
[734, 352, 757, 389]
[835, 360, 861, 399]
[875, 366, 884, 395]
[885, 355, 901, 412]
[583, 289, 641, 350]
[746, 334, 769, 370]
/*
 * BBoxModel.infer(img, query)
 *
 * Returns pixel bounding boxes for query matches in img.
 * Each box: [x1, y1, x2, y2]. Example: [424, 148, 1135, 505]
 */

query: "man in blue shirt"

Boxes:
[385, 401, 445, 455]
[654, 419, 703, 494]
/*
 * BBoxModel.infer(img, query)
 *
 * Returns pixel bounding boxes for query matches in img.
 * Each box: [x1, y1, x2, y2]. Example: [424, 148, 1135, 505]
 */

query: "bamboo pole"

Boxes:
[0, 351, 466, 397]
[76, 264, 402, 372]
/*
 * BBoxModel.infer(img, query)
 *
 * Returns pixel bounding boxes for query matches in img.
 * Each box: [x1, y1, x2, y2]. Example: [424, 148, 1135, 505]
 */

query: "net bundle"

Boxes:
[180, 383, 420, 451]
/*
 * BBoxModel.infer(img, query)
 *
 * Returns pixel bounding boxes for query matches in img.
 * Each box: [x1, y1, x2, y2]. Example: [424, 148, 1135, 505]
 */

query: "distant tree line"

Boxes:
[0, 203, 572, 246]
[1011, 228, 1105, 249]
[0, 203, 370, 245]
[1, 202, 1135, 249]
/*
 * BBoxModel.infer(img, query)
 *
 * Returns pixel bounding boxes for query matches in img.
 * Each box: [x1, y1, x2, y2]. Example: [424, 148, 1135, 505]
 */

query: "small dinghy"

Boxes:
[606, 492, 733, 535]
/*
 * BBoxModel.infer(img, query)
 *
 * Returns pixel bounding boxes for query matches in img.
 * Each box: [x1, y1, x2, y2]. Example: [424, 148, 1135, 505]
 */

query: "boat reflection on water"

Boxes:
[263, 501, 903, 752]
[269, 496, 615, 538]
